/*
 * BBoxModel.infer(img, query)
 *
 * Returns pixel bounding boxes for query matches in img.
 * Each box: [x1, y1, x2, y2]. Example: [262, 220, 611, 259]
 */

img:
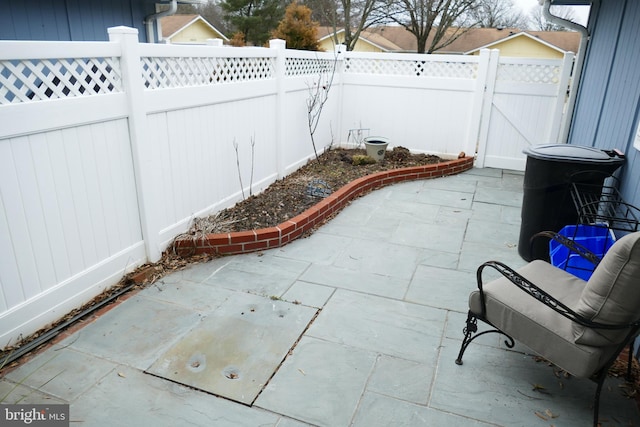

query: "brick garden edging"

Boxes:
[173, 156, 474, 257]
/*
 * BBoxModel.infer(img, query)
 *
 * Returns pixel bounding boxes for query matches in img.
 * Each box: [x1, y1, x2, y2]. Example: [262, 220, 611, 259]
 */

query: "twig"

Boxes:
[233, 138, 245, 200]
[516, 389, 543, 400]
[328, 121, 335, 150]
[307, 53, 338, 161]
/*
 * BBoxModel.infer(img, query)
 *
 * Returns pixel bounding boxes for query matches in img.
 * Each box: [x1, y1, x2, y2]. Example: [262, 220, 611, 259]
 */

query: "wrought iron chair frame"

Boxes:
[455, 258, 640, 427]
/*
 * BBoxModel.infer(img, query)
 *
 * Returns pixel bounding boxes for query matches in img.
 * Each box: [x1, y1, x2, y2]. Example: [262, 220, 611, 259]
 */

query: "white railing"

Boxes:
[0, 26, 573, 349]
[0, 41, 123, 104]
[141, 45, 276, 88]
[344, 53, 479, 78]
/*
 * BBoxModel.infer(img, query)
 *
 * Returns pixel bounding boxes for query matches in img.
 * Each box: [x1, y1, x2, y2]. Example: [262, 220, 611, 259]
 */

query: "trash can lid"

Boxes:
[523, 144, 623, 163]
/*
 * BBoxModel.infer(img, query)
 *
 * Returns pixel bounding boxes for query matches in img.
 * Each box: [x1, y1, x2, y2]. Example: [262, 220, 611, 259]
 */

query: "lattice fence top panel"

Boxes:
[141, 56, 275, 89]
[0, 57, 122, 105]
[497, 62, 561, 84]
[344, 57, 478, 79]
[285, 57, 336, 77]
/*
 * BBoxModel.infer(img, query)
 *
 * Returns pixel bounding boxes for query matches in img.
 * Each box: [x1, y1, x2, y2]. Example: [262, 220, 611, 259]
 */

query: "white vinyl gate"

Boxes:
[475, 50, 575, 170]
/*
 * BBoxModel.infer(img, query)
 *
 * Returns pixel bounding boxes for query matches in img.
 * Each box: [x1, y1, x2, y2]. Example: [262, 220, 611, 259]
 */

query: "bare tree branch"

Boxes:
[307, 54, 338, 161]
[386, 0, 478, 54]
[468, 0, 529, 29]
[529, 4, 577, 31]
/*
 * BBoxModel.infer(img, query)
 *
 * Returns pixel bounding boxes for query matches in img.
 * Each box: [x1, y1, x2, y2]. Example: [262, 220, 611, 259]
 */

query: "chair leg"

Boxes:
[455, 311, 515, 366]
[456, 312, 478, 365]
[592, 370, 606, 427]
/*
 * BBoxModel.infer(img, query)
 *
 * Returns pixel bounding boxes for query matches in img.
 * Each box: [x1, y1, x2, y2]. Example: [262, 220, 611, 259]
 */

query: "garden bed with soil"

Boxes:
[181, 146, 442, 235]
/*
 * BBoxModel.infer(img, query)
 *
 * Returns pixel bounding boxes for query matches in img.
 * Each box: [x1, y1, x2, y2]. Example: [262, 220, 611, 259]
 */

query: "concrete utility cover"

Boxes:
[147, 292, 317, 405]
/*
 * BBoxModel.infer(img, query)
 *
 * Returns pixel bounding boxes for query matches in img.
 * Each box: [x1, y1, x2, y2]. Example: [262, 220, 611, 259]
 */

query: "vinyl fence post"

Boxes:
[270, 39, 286, 179]
[334, 46, 346, 148]
[551, 51, 575, 143]
[108, 26, 162, 262]
[474, 49, 500, 169]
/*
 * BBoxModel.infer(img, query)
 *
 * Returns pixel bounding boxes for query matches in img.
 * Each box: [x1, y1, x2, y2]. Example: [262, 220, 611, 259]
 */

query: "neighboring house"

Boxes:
[317, 28, 404, 53]
[160, 14, 228, 44]
[557, 0, 640, 215]
[318, 26, 580, 59]
[0, 0, 205, 43]
[463, 30, 580, 58]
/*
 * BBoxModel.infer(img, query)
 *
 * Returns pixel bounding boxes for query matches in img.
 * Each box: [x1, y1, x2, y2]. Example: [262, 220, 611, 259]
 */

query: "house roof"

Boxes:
[440, 28, 581, 54]
[318, 26, 581, 54]
[361, 27, 417, 52]
[317, 27, 404, 51]
[160, 14, 229, 42]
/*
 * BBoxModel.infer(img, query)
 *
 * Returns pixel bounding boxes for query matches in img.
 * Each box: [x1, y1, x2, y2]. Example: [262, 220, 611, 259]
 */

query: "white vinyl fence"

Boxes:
[0, 26, 573, 348]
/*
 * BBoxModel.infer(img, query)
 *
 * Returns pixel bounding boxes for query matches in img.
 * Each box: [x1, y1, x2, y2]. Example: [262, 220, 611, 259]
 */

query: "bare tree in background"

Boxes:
[197, 1, 232, 34]
[469, 0, 529, 29]
[529, 4, 577, 31]
[303, 0, 387, 51]
[387, 0, 478, 54]
[343, 0, 389, 50]
[173, 2, 231, 35]
[303, 0, 342, 27]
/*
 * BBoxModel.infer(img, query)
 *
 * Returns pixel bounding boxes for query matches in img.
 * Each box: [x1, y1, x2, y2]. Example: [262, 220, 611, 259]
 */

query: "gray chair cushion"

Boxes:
[469, 260, 616, 378]
[573, 232, 640, 346]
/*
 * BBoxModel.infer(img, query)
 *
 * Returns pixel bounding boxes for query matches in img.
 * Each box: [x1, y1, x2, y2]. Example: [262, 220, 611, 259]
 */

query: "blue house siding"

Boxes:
[568, 0, 640, 211]
[0, 0, 154, 42]
[569, 3, 624, 147]
[2, 1, 71, 41]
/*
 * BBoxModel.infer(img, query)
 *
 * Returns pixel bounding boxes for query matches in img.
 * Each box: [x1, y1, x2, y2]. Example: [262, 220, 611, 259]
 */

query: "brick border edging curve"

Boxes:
[173, 156, 474, 257]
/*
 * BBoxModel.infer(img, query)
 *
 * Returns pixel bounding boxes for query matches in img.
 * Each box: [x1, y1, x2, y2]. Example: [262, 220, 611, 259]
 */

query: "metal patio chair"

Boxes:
[455, 231, 640, 427]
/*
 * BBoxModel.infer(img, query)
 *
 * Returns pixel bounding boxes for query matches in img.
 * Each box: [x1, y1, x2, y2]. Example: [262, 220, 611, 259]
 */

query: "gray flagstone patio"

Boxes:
[2, 168, 638, 426]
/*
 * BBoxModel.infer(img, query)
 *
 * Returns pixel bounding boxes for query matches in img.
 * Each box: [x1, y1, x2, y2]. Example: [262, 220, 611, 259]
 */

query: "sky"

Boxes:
[513, 0, 591, 26]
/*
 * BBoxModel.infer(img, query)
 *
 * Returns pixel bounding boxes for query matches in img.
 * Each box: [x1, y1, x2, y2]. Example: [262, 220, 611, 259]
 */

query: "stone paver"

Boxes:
[306, 289, 446, 362]
[299, 264, 410, 299]
[63, 296, 203, 370]
[405, 265, 476, 313]
[148, 292, 317, 405]
[351, 392, 494, 427]
[71, 365, 281, 426]
[255, 336, 377, 426]
[4, 347, 117, 401]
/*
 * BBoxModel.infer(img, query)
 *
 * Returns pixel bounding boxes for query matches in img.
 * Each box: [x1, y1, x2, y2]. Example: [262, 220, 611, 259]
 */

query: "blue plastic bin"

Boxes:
[549, 224, 616, 281]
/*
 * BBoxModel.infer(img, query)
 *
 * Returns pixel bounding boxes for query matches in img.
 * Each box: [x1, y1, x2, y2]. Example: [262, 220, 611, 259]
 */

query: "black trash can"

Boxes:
[518, 144, 624, 261]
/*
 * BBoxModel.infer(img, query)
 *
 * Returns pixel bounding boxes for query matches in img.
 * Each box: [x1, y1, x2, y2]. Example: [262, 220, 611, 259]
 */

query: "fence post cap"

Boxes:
[108, 26, 139, 35]
[269, 39, 286, 49]
[207, 38, 224, 47]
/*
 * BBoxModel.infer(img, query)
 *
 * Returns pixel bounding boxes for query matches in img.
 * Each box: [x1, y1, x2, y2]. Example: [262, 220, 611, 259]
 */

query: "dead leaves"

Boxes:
[534, 408, 559, 421]
[619, 382, 638, 399]
[532, 383, 551, 395]
[536, 353, 640, 405]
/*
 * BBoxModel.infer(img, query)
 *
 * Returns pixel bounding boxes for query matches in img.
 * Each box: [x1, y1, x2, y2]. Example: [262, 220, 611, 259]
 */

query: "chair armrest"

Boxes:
[476, 260, 639, 330]
[531, 230, 602, 265]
